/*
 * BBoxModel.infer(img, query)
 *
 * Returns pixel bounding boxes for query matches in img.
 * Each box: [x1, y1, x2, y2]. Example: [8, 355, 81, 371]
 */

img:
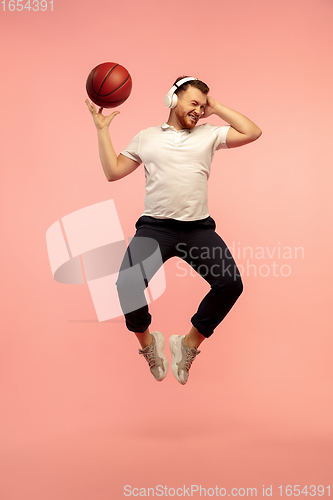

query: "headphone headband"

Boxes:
[164, 77, 197, 109]
[174, 77, 197, 88]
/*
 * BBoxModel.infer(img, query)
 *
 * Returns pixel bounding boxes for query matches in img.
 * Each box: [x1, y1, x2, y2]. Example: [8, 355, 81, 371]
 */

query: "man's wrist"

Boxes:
[97, 126, 110, 136]
[211, 101, 225, 118]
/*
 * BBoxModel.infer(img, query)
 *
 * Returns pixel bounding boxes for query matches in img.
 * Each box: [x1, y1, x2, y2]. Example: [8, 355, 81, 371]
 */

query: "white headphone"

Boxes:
[164, 77, 197, 109]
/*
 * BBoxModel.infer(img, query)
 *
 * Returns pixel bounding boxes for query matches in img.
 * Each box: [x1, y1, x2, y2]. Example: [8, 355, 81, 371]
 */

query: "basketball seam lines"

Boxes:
[96, 64, 119, 97]
[98, 74, 130, 98]
[90, 63, 118, 95]
[89, 67, 130, 102]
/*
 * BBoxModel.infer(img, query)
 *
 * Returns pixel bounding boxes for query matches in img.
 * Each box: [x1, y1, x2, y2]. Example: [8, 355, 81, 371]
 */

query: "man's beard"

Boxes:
[174, 108, 197, 130]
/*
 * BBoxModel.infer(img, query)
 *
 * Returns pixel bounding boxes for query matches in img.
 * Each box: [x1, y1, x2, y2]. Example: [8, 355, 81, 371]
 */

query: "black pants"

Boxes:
[115, 216, 243, 338]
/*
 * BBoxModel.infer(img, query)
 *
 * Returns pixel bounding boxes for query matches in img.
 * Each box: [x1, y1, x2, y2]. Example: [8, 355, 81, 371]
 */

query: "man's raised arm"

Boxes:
[202, 96, 262, 148]
[85, 100, 140, 181]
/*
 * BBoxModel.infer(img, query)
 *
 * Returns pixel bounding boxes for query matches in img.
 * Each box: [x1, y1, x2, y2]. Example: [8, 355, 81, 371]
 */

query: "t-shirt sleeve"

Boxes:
[211, 125, 231, 150]
[120, 131, 142, 164]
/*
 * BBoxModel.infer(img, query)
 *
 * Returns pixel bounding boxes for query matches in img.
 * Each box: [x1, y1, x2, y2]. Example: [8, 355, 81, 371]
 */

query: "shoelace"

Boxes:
[185, 348, 201, 371]
[139, 345, 157, 368]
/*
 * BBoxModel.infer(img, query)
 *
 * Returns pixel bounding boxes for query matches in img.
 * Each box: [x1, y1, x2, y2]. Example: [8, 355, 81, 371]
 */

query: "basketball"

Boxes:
[86, 62, 132, 108]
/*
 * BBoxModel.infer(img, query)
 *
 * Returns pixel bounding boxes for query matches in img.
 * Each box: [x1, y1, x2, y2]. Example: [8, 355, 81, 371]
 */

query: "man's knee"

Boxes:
[227, 275, 243, 299]
[214, 274, 243, 298]
[234, 275, 243, 297]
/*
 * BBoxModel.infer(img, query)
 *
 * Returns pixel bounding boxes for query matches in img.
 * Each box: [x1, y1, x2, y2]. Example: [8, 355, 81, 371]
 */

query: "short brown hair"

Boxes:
[173, 76, 210, 96]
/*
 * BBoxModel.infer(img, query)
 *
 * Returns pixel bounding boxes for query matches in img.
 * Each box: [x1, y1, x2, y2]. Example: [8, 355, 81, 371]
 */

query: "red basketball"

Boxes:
[86, 62, 132, 108]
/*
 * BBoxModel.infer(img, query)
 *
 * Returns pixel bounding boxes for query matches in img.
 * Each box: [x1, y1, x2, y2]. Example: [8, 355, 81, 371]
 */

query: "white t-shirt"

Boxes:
[121, 122, 231, 221]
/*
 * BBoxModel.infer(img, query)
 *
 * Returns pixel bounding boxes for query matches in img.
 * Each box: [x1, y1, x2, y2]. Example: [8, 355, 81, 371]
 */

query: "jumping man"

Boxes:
[86, 76, 262, 384]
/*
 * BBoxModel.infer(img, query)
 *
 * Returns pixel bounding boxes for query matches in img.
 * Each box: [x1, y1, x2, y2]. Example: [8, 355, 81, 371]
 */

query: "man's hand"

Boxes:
[200, 95, 218, 119]
[85, 99, 120, 130]
[200, 97, 262, 148]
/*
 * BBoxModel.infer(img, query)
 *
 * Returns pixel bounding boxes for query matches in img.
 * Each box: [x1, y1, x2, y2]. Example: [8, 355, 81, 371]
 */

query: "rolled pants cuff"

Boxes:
[124, 308, 152, 333]
[190, 316, 214, 339]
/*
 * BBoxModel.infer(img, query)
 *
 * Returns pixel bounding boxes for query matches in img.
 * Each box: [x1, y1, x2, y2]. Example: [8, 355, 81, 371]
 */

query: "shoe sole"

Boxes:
[169, 335, 186, 385]
[151, 331, 169, 381]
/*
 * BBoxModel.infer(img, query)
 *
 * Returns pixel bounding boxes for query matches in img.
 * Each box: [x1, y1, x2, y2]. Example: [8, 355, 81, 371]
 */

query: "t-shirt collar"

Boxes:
[161, 122, 191, 132]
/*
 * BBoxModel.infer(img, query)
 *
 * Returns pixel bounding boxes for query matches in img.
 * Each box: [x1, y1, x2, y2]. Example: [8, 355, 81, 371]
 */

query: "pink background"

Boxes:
[1, 0, 333, 498]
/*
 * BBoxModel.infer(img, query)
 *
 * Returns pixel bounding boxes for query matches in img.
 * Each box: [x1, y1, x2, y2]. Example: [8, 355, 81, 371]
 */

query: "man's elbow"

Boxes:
[250, 128, 262, 142]
[106, 170, 119, 182]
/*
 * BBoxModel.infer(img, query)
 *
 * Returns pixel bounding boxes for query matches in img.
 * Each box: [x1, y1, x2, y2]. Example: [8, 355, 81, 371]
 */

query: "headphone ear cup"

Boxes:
[170, 93, 178, 109]
[165, 77, 196, 108]
[164, 84, 179, 108]
[164, 92, 173, 108]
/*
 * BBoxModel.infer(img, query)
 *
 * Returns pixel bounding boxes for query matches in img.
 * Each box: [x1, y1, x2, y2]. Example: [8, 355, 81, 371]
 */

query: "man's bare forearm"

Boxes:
[97, 127, 118, 181]
[214, 102, 262, 139]
[86, 100, 121, 180]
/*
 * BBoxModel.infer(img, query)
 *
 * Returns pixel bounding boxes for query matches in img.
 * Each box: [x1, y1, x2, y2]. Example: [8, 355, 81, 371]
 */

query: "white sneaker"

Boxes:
[169, 335, 201, 385]
[138, 331, 169, 381]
